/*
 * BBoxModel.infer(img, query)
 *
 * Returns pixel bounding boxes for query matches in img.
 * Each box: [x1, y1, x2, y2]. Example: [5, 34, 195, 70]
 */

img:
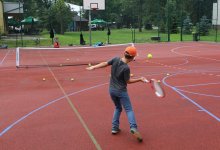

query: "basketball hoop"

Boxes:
[90, 3, 98, 10]
[83, 0, 105, 10]
[91, 8, 98, 11]
[83, 0, 105, 46]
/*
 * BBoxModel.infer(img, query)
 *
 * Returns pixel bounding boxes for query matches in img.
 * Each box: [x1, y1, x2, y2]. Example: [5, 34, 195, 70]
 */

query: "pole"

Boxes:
[131, 25, 133, 43]
[19, 1, 21, 46]
[80, 6, 82, 32]
[89, 9, 92, 46]
[157, 0, 160, 40]
[19, 1, 23, 47]
[198, 0, 202, 41]
[180, 0, 183, 41]
[133, 28, 135, 43]
[167, 0, 170, 42]
[16, 33, 18, 47]
[216, 0, 218, 42]
[131, 1, 134, 43]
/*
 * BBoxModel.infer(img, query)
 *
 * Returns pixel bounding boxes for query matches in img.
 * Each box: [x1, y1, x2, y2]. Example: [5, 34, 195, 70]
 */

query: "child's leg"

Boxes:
[109, 89, 122, 129]
[119, 91, 137, 129]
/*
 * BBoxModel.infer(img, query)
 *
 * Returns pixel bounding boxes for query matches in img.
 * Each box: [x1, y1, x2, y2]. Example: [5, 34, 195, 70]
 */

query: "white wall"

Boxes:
[213, 1, 220, 25]
[3, 2, 23, 14]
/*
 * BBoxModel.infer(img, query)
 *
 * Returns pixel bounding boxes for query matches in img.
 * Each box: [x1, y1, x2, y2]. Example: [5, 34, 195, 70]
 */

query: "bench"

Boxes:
[151, 36, 160, 41]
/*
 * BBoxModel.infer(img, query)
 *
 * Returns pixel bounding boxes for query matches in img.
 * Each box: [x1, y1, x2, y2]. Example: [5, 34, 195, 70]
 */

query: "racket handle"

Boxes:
[144, 79, 150, 83]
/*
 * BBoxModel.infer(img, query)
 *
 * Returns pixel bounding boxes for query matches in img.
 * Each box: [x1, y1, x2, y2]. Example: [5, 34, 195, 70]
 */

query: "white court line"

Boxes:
[175, 82, 220, 88]
[0, 83, 108, 137]
[162, 72, 220, 122]
[17, 43, 133, 50]
[0, 49, 11, 65]
[176, 88, 220, 98]
[170, 45, 220, 62]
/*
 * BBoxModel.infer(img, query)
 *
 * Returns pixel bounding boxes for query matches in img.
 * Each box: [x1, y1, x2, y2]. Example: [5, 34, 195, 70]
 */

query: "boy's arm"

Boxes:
[86, 62, 109, 70]
[127, 77, 149, 84]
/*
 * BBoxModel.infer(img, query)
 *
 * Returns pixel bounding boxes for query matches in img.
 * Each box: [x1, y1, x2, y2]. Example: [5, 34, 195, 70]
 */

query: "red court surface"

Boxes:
[0, 42, 220, 150]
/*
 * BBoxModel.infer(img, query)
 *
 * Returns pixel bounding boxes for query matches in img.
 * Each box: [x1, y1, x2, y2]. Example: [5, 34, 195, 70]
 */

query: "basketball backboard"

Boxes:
[83, 0, 105, 10]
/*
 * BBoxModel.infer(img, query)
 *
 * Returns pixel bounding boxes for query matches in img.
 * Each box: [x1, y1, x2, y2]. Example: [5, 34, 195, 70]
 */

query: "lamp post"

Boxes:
[18, 0, 23, 47]
[80, 6, 82, 32]
[215, 0, 218, 42]
[180, 0, 183, 41]
[167, 0, 170, 42]
[198, 0, 203, 41]
[89, 8, 91, 46]
[157, 0, 160, 41]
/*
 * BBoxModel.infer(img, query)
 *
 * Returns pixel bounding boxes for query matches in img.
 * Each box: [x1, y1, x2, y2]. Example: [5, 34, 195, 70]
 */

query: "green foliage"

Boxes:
[4, 0, 216, 35]
[144, 23, 152, 30]
[142, 0, 159, 29]
[196, 16, 211, 36]
[171, 17, 178, 33]
[165, 0, 178, 34]
[50, 0, 73, 34]
[183, 16, 192, 34]
[4, 28, 220, 48]
[159, 21, 166, 33]
[21, 0, 73, 34]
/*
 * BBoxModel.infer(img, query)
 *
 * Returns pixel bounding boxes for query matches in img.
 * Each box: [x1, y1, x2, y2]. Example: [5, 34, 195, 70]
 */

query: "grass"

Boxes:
[1, 28, 220, 48]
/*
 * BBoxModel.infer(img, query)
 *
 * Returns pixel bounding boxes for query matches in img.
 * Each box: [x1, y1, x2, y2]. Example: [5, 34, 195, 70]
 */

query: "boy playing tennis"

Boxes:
[86, 46, 148, 142]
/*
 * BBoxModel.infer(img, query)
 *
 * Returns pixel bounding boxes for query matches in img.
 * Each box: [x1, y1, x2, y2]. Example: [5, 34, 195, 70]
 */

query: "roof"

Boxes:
[73, 16, 88, 22]
[65, 2, 82, 15]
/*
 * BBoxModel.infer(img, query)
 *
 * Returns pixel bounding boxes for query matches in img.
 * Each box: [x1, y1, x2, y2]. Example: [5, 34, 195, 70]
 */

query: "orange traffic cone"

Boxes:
[53, 37, 60, 48]
[54, 42, 59, 48]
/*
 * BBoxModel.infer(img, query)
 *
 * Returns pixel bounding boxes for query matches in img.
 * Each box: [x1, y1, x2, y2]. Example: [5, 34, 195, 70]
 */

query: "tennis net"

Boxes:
[16, 43, 133, 68]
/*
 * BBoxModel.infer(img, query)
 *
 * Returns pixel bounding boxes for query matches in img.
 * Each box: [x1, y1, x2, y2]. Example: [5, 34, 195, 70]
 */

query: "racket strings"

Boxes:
[152, 81, 165, 97]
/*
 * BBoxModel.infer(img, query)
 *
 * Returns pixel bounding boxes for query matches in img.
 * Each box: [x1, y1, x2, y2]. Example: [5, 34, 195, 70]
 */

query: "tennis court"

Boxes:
[0, 42, 220, 150]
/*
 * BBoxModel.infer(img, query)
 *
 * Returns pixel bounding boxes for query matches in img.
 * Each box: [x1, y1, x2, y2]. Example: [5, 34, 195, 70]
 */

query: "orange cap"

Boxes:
[125, 46, 137, 57]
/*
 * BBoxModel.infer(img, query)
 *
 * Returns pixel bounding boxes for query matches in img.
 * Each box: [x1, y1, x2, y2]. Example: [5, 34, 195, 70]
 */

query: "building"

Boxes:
[70, 16, 88, 31]
[213, 0, 220, 28]
[0, 1, 23, 34]
[65, 2, 89, 31]
[0, 0, 5, 34]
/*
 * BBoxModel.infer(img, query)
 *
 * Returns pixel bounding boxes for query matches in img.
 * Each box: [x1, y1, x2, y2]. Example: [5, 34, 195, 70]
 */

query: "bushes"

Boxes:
[145, 23, 152, 30]
[183, 16, 192, 34]
[196, 16, 211, 36]
[183, 15, 211, 36]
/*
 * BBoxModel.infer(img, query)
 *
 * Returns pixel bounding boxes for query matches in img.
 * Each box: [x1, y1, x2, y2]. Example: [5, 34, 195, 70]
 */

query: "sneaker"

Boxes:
[111, 128, 121, 135]
[130, 128, 143, 142]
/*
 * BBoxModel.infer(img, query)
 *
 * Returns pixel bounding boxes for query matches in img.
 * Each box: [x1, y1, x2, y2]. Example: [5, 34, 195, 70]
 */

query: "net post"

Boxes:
[16, 47, 20, 68]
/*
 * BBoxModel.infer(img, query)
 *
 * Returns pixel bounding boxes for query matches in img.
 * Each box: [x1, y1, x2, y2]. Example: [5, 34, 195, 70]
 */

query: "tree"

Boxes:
[138, 0, 143, 32]
[165, 0, 178, 34]
[183, 16, 192, 34]
[196, 16, 211, 36]
[10, 0, 216, 35]
[49, 0, 73, 34]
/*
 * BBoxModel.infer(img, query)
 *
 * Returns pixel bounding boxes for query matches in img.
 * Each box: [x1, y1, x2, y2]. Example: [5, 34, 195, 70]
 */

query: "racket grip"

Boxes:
[144, 79, 150, 83]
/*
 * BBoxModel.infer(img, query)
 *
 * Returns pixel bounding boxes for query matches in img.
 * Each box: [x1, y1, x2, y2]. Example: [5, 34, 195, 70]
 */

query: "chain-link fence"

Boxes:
[115, 0, 220, 43]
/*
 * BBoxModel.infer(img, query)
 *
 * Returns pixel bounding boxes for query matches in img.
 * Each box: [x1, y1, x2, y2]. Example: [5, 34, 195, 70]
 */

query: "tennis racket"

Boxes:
[145, 79, 165, 98]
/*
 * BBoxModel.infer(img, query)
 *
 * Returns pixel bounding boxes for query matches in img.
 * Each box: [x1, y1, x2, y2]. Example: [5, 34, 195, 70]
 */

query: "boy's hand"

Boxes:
[86, 66, 95, 70]
[140, 77, 149, 83]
